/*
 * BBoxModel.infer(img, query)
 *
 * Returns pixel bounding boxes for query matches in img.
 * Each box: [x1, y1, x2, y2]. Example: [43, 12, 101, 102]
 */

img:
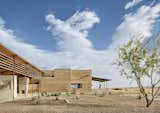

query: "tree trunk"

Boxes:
[135, 76, 153, 108]
[146, 98, 154, 108]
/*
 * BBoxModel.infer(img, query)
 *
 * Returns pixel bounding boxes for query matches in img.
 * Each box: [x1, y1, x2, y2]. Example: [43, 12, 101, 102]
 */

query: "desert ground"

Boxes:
[0, 88, 160, 113]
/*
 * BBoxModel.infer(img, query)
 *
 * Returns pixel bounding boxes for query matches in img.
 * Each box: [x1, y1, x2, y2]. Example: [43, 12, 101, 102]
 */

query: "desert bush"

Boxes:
[99, 92, 106, 97]
[118, 35, 160, 107]
[75, 95, 80, 100]
[32, 96, 41, 105]
[41, 91, 47, 96]
[108, 91, 112, 95]
[55, 92, 61, 96]
[46, 94, 50, 97]
[50, 93, 55, 96]
[125, 88, 128, 91]
[66, 92, 71, 96]
[113, 88, 122, 90]
[94, 92, 97, 96]
[55, 96, 59, 101]
[50, 92, 61, 96]
[31, 97, 37, 101]
[137, 94, 142, 100]
[80, 92, 84, 95]
[35, 99, 41, 104]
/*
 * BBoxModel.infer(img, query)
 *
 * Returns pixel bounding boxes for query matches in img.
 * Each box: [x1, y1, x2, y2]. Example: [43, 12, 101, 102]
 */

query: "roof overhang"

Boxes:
[92, 76, 111, 82]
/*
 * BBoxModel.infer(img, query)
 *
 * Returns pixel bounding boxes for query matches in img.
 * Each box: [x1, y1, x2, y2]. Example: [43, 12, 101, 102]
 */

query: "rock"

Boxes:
[64, 99, 70, 103]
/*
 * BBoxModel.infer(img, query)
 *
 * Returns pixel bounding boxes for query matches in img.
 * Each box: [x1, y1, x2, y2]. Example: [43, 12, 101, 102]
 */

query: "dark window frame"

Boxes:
[71, 83, 82, 89]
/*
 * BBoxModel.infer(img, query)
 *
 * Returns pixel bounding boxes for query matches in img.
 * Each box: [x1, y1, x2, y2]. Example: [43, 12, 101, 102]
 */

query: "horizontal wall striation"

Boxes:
[71, 70, 92, 92]
[41, 69, 71, 92]
[41, 69, 92, 93]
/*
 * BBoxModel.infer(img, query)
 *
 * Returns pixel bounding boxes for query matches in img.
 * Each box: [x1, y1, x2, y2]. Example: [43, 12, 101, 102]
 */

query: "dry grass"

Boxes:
[106, 87, 160, 98]
[0, 90, 160, 113]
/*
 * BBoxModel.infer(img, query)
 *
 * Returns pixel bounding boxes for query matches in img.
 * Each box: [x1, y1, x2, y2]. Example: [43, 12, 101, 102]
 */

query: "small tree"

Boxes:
[118, 36, 160, 107]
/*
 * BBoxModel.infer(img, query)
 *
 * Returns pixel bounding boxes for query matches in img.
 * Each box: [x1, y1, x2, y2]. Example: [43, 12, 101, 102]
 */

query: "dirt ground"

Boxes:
[0, 93, 160, 113]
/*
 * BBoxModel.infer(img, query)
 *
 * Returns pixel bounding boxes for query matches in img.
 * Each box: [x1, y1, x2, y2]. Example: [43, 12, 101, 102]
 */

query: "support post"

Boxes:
[25, 77, 29, 97]
[13, 75, 17, 98]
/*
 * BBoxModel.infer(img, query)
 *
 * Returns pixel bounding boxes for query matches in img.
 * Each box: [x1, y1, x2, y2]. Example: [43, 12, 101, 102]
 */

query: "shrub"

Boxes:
[31, 97, 37, 101]
[35, 99, 41, 104]
[50, 93, 55, 96]
[94, 92, 97, 96]
[108, 91, 112, 95]
[137, 95, 142, 100]
[55, 92, 61, 96]
[113, 88, 122, 90]
[75, 95, 80, 100]
[99, 92, 106, 97]
[41, 91, 47, 96]
[80, 92, 84, 95]
[55, 96, 59, 101]
[50, 92, 61, 97]
[66, 92, 71, 96]
[46, 94, 50, 97]
[32, 96, 41, 105]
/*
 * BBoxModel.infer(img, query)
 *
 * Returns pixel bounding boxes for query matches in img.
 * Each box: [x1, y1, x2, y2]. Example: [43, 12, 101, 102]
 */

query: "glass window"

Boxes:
[71, 83, 82, 89]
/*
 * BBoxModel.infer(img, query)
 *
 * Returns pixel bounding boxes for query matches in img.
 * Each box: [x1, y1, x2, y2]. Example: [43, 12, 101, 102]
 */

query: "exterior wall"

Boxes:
[71, 70, 92, 92]
[41, 69, 71, 92]
[40, 69, 92, 93]
[18, 76, 30, 96]
[0, 75, 37, 103]
[28, 84, 39, 93]
[0, 75, 17, 102]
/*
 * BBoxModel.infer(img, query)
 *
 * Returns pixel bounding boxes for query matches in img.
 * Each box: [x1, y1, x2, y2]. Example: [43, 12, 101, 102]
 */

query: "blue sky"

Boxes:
[0, 0, 136, 51]
[0, 0, 160, 87]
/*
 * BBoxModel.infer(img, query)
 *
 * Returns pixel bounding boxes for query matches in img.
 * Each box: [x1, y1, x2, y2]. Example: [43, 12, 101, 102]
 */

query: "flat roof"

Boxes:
[92, 76, 111, 82]
[53, 68, 92, 71]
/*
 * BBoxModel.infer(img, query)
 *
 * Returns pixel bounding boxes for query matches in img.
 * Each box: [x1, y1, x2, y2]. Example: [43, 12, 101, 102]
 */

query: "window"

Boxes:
[71, 83, 82, 89]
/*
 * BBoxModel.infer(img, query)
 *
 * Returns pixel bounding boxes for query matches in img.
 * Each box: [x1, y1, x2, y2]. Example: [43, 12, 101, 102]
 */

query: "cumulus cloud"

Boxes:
[125, 0, 143, 9]
[0, 17, 5, 27]
[111, 3, 160, 49]
[45, 10, 100, 52]
[0, 3, 160, 87]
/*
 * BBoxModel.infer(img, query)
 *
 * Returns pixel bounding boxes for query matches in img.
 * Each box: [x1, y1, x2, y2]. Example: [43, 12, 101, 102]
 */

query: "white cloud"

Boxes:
[111, 3, 160, 49]
[0, 3, 160, 87]
[45, 10, 100, 52]
[0, 17, 5, 27]
[125, 0, 143, 9]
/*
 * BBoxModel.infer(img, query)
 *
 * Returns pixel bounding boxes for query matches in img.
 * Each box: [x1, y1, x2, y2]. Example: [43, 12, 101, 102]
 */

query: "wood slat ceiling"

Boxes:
[0, 44, 43, 78]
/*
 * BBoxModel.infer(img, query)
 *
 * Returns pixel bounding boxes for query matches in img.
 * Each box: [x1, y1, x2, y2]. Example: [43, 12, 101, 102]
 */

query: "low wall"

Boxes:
[0, 76, 14, 102]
